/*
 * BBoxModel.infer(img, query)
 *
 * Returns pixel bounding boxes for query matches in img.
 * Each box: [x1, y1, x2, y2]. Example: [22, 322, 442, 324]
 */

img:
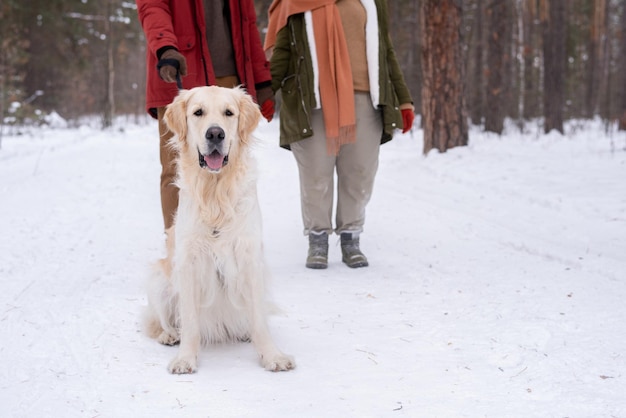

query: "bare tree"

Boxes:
[255, 0, 274, 44]
[585, 0, 609, 118]
[541, 0, 566, 134]
[0, 2, 31, 141]
[103, 0, 115, 128]
[420, 0, 468, 154]
[514, 0, 525, 129]
[468, 0, 485, 125]
[484, 0, 509, 134]
[620, 1, 626, 130]
[388, 0, 422, 116]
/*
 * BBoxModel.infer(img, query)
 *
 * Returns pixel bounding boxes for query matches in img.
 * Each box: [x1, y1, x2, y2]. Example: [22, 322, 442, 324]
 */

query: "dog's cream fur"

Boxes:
[143, 86, 294, 374]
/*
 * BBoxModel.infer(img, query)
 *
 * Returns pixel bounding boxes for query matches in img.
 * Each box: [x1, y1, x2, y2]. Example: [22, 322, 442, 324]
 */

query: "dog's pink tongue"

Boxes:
[205, 154, 224, 170]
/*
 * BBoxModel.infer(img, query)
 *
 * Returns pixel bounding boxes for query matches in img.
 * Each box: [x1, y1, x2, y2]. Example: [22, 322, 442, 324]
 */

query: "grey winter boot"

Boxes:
[306, 232, 328, 269]
[340, 232, 369, 268]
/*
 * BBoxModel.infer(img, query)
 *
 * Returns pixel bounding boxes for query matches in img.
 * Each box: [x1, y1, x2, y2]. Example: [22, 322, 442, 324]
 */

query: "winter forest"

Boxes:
[2, 0, 626, 150]
[1, 2, 625, 415]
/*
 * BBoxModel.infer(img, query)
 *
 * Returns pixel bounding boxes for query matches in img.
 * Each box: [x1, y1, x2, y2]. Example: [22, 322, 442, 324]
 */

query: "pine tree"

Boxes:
[420, 0, 468, 154]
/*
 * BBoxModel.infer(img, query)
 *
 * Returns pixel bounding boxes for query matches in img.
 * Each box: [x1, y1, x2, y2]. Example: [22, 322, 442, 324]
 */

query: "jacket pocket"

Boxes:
[177, 35, 199, 84]
[177, 35, 195, 51]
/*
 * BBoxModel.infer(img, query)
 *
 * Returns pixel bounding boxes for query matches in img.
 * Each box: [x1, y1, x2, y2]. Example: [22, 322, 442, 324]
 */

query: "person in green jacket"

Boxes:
[265, 0, 414, 269]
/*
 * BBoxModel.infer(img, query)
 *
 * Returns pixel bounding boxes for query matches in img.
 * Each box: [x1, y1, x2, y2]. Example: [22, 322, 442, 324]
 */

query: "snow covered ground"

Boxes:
[0, 116, 625, 417]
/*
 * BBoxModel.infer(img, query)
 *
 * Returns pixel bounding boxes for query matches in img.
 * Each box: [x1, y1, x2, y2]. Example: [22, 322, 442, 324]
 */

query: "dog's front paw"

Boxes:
[262, 352, 295, 372]
[168, 356, 197, 374]
[157, 330, 180, 346]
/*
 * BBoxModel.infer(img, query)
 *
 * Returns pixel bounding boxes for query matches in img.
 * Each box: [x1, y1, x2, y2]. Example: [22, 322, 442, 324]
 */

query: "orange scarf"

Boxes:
[265, 0, 356, 155]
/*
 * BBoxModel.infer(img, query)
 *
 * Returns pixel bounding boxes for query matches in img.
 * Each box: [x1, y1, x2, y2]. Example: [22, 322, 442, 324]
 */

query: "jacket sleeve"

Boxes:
[269, 25, 291, 93]
[136, 0, 179, 57]
[242, 0, 272, 88]
[385, 33, 412, 105]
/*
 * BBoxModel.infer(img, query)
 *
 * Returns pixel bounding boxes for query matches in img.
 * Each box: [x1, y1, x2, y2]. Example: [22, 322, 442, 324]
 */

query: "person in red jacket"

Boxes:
[136, 0, 275, 233]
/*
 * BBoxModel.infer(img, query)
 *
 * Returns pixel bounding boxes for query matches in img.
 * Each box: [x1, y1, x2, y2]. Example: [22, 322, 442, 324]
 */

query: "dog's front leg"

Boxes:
[247, 268, 295, 372]
[168, 267, 201, 374]
[249, 308, 295, 371]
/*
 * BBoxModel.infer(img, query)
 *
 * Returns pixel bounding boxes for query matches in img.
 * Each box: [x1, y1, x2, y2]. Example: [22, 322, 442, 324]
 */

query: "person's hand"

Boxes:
[157, 49, 187, 83]
[401, 108, 414, 133]
[256, 86, 275, 122]
[260, 99, 275, 122]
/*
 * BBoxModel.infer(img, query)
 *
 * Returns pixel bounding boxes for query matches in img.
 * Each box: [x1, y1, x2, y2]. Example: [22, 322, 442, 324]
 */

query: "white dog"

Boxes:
[143, 86, 294, 374]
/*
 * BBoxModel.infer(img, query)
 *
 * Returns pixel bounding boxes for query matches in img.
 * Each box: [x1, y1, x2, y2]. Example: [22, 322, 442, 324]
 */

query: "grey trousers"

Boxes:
[291, 92, 382, 236]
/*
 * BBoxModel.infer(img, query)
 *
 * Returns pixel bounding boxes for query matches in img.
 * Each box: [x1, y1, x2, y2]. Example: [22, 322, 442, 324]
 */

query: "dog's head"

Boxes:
[163, 86, 261, 173]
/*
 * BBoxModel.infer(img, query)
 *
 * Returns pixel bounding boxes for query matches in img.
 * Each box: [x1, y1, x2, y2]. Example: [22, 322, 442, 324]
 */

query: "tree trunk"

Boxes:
[522, 0, 540, 120]
[102, 0, 115, 129]
[541, 0, 566, 134]
[388, 0, 421, 121]
[255, 0, 274, 43]
[469, 0, 484, 125]
[420, 0, 468, 154]
[585, 0, 607, 118]
[515, 0, 525, 129]
[485, 0, 508, 134]
[620, 2, 626, 130]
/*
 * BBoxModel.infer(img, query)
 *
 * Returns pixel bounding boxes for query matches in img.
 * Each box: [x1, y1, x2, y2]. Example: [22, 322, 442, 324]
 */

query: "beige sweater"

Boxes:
[337, 0, 370, 92]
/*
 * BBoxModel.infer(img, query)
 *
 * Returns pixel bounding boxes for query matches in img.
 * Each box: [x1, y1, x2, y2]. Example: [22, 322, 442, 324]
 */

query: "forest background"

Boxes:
[2, 0, 626, 146]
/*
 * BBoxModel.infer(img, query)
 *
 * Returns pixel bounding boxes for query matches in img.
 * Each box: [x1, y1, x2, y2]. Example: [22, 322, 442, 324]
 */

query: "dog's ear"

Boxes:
[237, 89, 262, 142]
[163, 89, 190, 143]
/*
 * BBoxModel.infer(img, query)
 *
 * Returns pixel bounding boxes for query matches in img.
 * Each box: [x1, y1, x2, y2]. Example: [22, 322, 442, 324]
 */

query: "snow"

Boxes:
[1, 116, 625, 417]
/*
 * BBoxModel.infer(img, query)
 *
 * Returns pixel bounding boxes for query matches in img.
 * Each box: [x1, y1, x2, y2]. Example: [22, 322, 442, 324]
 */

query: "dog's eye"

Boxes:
[225, 109, 234, 117]
[193, 109, 203, 117]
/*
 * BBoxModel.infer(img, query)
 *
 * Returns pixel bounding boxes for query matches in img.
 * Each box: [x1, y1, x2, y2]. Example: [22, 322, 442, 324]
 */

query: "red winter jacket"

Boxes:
[136, 0, 271, 117]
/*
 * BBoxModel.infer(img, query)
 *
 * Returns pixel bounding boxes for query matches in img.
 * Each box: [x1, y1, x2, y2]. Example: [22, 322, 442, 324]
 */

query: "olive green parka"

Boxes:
[269, 0, 413, 150]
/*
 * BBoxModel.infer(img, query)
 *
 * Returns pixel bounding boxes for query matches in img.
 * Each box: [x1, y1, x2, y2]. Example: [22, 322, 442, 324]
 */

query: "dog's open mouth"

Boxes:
[199, 149, 229, 171]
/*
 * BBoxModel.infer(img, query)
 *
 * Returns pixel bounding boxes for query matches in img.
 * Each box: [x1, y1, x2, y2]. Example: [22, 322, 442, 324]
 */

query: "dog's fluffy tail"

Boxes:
[142, 306, 163, 339]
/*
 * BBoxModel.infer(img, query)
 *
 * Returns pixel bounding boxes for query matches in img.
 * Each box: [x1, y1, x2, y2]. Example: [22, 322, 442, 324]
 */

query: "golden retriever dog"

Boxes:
[143, 86, 295, 374]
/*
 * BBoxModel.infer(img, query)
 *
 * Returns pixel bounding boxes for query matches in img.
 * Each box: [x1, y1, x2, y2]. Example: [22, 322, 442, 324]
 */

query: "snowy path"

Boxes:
[0, 120, 625, 417]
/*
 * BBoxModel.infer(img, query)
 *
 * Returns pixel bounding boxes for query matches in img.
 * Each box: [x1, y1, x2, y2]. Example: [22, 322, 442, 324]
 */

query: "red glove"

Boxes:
[401, 108, 414, 133]
[260, 99, 275, 122]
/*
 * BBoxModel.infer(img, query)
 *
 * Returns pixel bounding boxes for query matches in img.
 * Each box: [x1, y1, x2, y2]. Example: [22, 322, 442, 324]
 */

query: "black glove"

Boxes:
[157, 49, 187, 84]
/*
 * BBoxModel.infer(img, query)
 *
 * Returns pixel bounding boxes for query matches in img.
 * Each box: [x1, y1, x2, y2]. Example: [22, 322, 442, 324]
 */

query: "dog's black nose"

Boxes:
[205, 126, 225, 144]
